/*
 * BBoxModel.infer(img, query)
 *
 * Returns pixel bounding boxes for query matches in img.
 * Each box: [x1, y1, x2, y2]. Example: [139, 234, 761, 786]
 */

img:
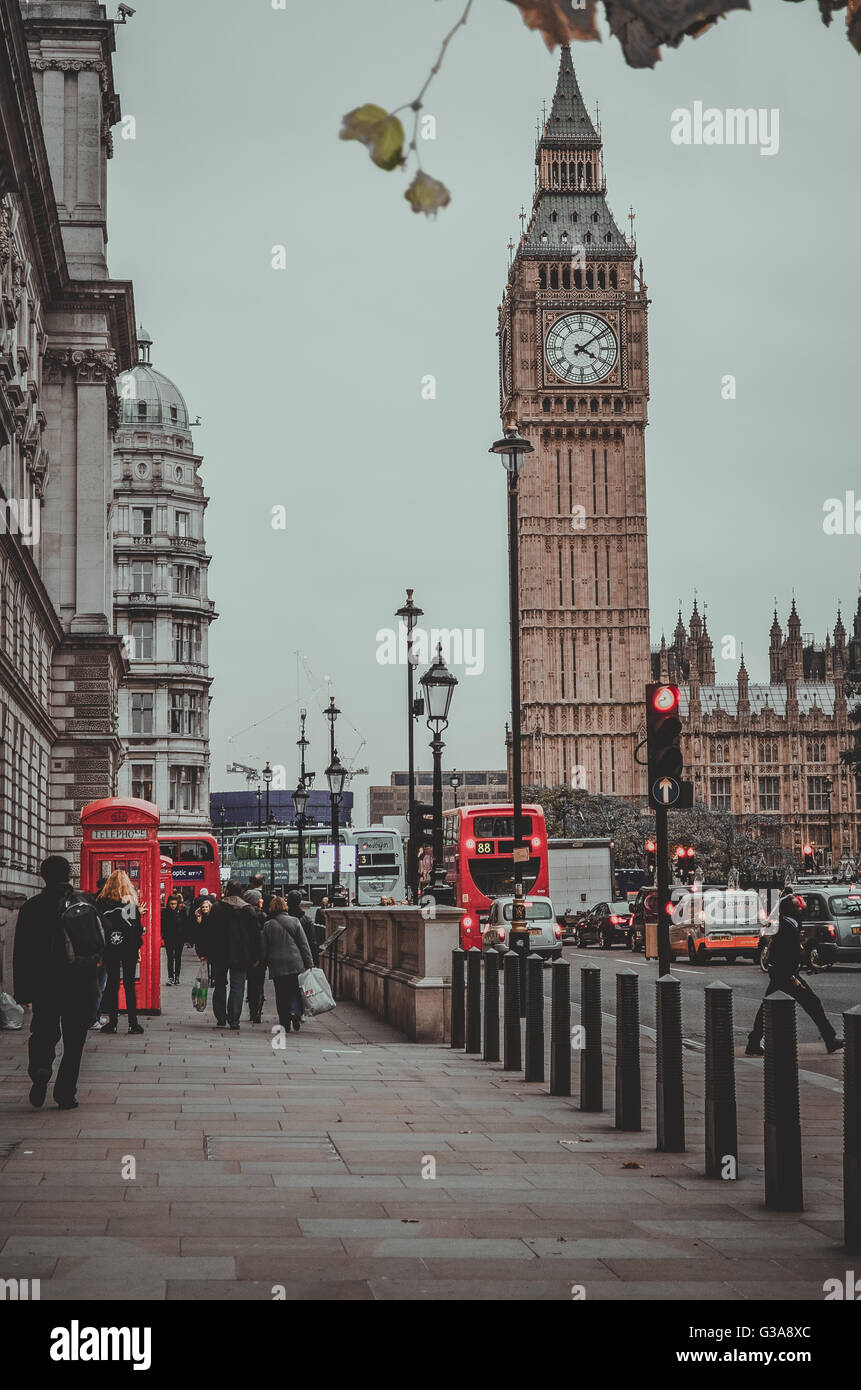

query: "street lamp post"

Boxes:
[255, 786, 262, 830]
[490, 426, 534, 1005]
[449, 770, 460, 813]
[419, 644, 458, 906]
[824, 775, 834, 868]
[396, 590, 424, 904]
[262, 760, 272, 827]
[293, 708, 313, 893]
[267, 815, 278, 899]
[217, 804, 226, 864]
[326, 752, 348, 893]
[324, 697, 342, 892]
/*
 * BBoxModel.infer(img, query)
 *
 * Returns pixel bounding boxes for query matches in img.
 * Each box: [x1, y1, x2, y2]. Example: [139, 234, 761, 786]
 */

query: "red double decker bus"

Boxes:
[157, 833, 221, 901]
[442, 803, 550, 951]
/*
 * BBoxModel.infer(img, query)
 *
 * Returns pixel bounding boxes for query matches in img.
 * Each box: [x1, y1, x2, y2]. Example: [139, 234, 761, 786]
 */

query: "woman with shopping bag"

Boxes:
[260, 895, 313, 1033]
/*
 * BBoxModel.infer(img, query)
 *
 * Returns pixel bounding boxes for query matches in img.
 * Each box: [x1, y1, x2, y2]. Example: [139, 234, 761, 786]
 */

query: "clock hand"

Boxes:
[572, 343, 597, 360]
[580, 329, 608, 351]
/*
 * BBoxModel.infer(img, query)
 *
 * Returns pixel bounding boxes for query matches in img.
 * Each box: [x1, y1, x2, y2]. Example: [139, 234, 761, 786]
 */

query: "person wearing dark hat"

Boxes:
[13, 856, 103, 1110]
[746, 890, 844, 1056]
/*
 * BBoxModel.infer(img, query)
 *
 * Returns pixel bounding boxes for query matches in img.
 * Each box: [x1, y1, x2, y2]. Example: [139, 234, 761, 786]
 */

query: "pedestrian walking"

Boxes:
[260, 895, 313, 1033]
[89, 875, 109, 1031]
[243, 887, 267, 1022]
[192, 895, 216, 985]
[98, 872, 146, 1035]
[12, 856, 105, 1110]
[746, 891, 845, 1056]
[287, 889, 323, 968]
[161, 892, 187, 986]
[207, 881, 261, 1030]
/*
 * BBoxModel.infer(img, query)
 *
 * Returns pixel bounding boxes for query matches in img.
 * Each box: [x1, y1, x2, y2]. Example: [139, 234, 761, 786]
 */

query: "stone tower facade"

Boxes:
[499, 47, 650, 801]
[114, 331, 216, 830]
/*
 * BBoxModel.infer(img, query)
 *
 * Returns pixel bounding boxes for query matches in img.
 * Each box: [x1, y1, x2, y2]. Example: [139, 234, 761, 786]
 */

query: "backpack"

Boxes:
[58, 890, 105, 968]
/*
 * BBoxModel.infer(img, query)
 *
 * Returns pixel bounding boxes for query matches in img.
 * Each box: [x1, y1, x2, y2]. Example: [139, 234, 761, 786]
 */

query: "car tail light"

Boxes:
[553, 924, 562, 939]
[826, 923, 837, 938]
[496, 927, 505, 941]
[609, 915, 625, 925]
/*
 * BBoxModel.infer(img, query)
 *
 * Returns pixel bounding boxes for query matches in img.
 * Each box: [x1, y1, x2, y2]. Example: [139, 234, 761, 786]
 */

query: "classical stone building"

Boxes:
[113, 331, 216, 830]
[499, 46, 650, 800]
[369, 770, 508, 824]
[0, 0, 136, 978]
[653, 595, 861, 864]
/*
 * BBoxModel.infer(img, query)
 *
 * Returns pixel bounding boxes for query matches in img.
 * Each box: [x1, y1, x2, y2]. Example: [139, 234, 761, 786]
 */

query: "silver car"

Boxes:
[481, 895, 564, 962]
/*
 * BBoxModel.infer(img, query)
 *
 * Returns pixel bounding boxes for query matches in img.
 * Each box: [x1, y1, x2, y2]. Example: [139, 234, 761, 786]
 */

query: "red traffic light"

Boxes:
[651, 684, 680, 714]
[803, 843, 813, 856]
[645, 840, 656, 853]
[686, 847, 696, 858]
[674, 845, 685, 858]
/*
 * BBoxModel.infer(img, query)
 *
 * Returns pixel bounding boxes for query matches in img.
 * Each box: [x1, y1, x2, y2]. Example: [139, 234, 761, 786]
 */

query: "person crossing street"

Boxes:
[746, 890, 844, 1057]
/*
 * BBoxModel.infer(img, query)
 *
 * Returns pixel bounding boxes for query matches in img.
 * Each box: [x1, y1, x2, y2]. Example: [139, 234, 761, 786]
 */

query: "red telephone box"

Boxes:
[80, 798, 162, 1016]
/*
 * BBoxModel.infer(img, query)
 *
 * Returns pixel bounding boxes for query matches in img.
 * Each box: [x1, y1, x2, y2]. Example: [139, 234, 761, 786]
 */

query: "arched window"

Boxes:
[586, 267, 594, 288]
[560, 163, 568, 186]
[585, 163, 592, 186]
[538, 266, 547, 289]
[597, 267, 606, 288]
[550, 266, 559, 289]
[540, 230, 548, 244]
[552, 161, 559, 186]
[566, 398, 575, 412]
[560, 229, 568, 242]
[572, 211, 578, 224]
[550, 210, 558, 224]
[542, 398, 551, 413]
[605, 232, 613, 243]
[577, 161, 584, 186]
[562, 266, 571, 289]
[573, 269, 582, 288]
[590, 398, 598, 414]
[592, 212, 599, 223]
[584, 232, 592, 244]
[613, 398, 622, 413]
[609, 267, 617, 289]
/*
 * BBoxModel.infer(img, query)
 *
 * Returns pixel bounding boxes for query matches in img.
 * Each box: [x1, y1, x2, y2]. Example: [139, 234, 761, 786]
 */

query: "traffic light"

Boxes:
[413, 802, 435, 843]
[646, 683, 683, 810]
[645, 839, 656, 876]
[803, 843, 815, 874]
[686, 846, 697, 881]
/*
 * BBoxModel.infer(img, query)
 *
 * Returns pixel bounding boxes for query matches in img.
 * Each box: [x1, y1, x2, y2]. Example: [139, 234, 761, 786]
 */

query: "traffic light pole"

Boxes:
[656, 804, 671, 978]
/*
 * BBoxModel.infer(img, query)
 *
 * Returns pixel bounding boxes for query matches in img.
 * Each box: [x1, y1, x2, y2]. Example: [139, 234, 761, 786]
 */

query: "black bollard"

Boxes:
[704, 981, 737, 1179]
[524, 954, 545, 1083]
[450, 947, 465, 1050]
[845, 1005, 861, 1252]
[482, 951, 501, 1063]
[465, 948, 482, 1054]
[550, 959, 571, 1097]
[615, 970, 641, 1132]
[763, 991, 803, 1211]
[579, 963, 603, 1112]
[503, 952, 522, 1072]
[656, 974, 685, 1152]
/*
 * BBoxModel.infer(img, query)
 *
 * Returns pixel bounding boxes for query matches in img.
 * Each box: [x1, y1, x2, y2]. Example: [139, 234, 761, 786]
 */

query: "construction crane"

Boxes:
[226, 761, 260, 784]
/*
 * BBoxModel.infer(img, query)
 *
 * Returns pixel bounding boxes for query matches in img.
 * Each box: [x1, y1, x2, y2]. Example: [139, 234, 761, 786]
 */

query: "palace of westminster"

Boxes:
[0, 10, 856, 980]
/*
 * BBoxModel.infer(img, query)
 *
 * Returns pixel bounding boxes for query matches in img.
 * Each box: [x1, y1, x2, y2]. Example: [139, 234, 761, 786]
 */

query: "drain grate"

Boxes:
[204, 1133, 345, 1165]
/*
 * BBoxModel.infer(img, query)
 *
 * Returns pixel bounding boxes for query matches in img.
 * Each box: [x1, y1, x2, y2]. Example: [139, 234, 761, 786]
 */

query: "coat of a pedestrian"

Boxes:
[260, 901, 313, 1033]
[747, 893, 844, 1056]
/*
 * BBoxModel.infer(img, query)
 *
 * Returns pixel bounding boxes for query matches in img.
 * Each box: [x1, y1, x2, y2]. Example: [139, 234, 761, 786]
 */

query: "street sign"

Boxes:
[649, 777, 693, 811]
[652, 776, 680, 806]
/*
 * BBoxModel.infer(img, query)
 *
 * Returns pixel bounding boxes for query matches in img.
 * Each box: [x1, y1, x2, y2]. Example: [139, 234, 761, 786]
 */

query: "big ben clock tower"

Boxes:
[499, 46, 650, 802]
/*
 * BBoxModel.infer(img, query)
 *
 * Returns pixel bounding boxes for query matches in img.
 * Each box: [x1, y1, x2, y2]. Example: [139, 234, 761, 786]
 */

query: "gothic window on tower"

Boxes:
[543, 398, 551, 413]
[562, 266, 571, 289]
[539, 266, 547, 288]
[759, 777, 780, 812]
[550, 267, 559, 289]
[584, 232, 592, 245]
[607, 633, 614, 697]
[807, 776, 829, 812]
[710, 777, 732, 811]
[759, 740, 779, 764]
[570, 550, 575, 606]
[713, 742, 730, 764]
[610, 268, 617, 288]
[593, 551, 599, 606]
[806, 740, 826, 762]
[591, 212, 599, 223]
[595, 631, 601, 697]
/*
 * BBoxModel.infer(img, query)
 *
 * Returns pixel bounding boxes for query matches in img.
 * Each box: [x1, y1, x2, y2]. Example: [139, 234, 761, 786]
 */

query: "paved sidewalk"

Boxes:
[0, 956, 849, 1301]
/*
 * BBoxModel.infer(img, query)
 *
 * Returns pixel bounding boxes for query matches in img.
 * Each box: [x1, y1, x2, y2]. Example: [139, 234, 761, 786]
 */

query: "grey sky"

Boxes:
[106, 0, 861, 817]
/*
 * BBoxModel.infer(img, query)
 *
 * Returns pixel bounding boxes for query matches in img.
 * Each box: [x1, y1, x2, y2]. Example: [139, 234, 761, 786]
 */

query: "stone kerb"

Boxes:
[323, 906, 462, 1043]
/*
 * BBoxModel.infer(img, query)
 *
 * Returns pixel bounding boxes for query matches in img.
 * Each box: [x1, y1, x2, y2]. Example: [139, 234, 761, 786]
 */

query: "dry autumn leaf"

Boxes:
[508, 0, 600, 47]
[405, 171, 452, 217]
[339, 104, 405, 170]
[602, 0, 751, 68]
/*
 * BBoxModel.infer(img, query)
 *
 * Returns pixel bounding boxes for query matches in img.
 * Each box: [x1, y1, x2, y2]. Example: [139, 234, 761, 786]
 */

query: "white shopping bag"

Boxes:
[0, 991, 24, 1030]
[298, 967, 336, 1016]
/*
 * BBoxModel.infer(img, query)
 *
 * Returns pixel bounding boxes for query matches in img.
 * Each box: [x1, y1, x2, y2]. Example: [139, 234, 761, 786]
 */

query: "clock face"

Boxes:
[545, 313, 618, 384]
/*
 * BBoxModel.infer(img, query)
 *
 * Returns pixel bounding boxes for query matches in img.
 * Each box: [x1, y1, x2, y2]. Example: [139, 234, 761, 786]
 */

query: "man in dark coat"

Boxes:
[747, 891, 844, 1056]
[13, 856, 102, 1110]
[242, 887, 268, 1022]
[207, 881, 261, 1030]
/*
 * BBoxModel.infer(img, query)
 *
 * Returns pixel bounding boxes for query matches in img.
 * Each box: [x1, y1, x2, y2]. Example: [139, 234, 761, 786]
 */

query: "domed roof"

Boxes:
[117, 327, 191, 434]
